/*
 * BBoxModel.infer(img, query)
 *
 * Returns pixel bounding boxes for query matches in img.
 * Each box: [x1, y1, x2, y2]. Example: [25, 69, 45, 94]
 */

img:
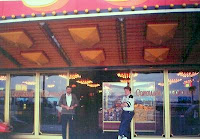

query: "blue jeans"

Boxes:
[118, 111, 134, 137]
[61, 114, 74, 139]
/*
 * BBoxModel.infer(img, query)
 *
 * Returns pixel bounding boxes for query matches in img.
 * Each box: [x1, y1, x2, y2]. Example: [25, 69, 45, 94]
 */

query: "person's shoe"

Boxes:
[118, 135, 122, 139]
[121, 135, 128, 139]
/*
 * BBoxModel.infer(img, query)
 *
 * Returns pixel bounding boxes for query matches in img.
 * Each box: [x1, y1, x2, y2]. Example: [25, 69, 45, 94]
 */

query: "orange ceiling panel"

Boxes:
[144, 48, 170, 63]
[146, 23, 178, 45]
[80, 49, 105, 64]
[0, 30, 33, 48]
[21, 51, 49, 65]
[68, 26, 100, 47]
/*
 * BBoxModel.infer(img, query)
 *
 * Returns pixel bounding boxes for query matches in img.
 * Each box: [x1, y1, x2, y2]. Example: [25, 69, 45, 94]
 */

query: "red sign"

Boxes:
[0, 0, 199, 17]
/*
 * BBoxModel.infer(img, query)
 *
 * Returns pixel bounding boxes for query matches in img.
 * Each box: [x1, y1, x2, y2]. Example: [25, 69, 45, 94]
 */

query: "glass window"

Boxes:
[69, 70, 130, 138]
[103, 82, 126, 122]
[69, 71, 103, 137]
[132, 71, 164, 136]
[40, 74, 67, 134]
[169, 71, 200, 136]
[0, 75, 6, 121]
[10, 74, 35, 133]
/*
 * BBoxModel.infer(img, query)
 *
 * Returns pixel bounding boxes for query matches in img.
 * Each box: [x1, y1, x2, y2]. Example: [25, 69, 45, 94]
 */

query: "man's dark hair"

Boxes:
[66, 86, 72, 89]
[124, 86, 131, 91]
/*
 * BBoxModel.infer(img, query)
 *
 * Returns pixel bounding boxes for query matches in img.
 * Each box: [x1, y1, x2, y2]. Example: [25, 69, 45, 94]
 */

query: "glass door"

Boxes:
[40, 73, 67, 134]
[131, 71, 164, 136]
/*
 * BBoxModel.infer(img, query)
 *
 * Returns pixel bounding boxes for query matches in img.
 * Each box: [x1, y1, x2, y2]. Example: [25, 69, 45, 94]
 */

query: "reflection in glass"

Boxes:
[132, 72, 164, 136]
[40, 74, 67, 134]
[70, 70, 126, 136]
[0, 75, 6, 121]
[10, 75, 35, 133]
[169, 71, 200, 136]
[103, 82, 126, 121]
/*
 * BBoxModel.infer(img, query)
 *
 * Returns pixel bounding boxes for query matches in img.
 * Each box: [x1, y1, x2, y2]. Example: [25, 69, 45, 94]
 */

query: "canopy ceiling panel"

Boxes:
[21, 51, 49, 66]
[0, 30, 33, 48]
[186, 43, 200, 64]
[0, 12, 199, 69]
[0, 53, 16, 68]
[0, 22, 67, 68]
[68, 26, 100, 48]
[125, 13, 193, 65]
[80, 49, 105, 64]
[144, 47, 170, 63]
[47, 18, 120, 67]
[146, 23, 178, 45]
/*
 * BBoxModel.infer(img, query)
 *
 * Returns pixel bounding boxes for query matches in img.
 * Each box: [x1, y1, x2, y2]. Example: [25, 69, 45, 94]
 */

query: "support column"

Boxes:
[34, 72, 40, 136]
[164, 70, 170, 139]
[130, 70, 135, 139]
[66, 70, 70, 139]
[4, 74, 10, 123]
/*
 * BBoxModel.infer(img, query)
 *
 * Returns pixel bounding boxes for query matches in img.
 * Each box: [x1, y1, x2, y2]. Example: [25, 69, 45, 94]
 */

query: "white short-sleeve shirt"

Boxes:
[122, 95, 134, 111]
[66, 93, 72, 107]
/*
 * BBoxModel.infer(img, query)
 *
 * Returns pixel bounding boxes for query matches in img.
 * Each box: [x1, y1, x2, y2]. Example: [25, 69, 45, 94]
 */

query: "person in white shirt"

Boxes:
[59, 86, 79, 139]
[118, 86, 134, 139]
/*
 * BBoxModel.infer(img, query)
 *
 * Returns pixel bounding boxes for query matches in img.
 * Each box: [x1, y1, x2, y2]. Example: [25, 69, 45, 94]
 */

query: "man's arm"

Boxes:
[59, 95, 70, 110]
[120, 96, 128, 108]
[126, 95, 134, 108]
[121, 102, 128, 107]
[69, 95, 79, 109]
[121, 95, 134, 108]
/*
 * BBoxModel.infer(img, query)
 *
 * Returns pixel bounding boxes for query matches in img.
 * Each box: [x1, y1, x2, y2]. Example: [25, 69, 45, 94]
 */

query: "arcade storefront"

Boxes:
[0, 0, 200, 139]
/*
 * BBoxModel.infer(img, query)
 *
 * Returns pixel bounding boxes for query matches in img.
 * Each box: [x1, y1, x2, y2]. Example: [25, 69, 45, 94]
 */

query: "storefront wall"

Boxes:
[0, 69, 199, 139]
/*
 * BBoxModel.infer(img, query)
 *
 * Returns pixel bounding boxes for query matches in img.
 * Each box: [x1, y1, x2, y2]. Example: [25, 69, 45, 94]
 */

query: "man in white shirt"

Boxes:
[59, 86, 79, 139]
[118, 86, 134, 139]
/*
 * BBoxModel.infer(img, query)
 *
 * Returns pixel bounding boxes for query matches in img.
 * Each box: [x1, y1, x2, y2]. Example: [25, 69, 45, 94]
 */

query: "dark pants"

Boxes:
[118, 111, 134, 137]
[61, 114, 74, 139]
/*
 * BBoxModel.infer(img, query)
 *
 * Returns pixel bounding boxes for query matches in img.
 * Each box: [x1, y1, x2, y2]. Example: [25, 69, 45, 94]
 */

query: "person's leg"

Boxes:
[123, 111, 134, 138]
[118, 111, 126, 136]
[58, 112, 61, 123]
[61, 114, 68, 139]
[68, 115, 74, 139]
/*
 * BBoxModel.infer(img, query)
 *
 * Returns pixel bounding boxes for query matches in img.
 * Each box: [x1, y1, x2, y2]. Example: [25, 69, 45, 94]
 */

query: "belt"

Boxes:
[123, 110, 134, 112]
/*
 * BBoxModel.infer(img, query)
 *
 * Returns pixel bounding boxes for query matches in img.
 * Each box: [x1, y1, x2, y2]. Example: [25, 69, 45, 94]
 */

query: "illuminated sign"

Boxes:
[15, 84, 27, 91]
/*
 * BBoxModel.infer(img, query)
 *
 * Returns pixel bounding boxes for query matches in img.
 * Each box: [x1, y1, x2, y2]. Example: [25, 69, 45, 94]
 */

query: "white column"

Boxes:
[164, 70, 170, 139]
[66, 70, 69, 139]
[34, 72, 40, 136]
[4, 74, 10, 123]
[130, 70, 135, 139]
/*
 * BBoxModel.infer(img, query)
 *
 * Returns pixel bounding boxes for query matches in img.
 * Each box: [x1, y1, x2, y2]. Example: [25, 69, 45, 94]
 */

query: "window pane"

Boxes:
[10, 75, 35, 133]
[103, 82, 126, 122]
[40, 74, 67, 134]
[169, 71, 200, 136]
[0, 75, 6, 121]
[132, 71, 164, 136]
[70, 70, 127, 138]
